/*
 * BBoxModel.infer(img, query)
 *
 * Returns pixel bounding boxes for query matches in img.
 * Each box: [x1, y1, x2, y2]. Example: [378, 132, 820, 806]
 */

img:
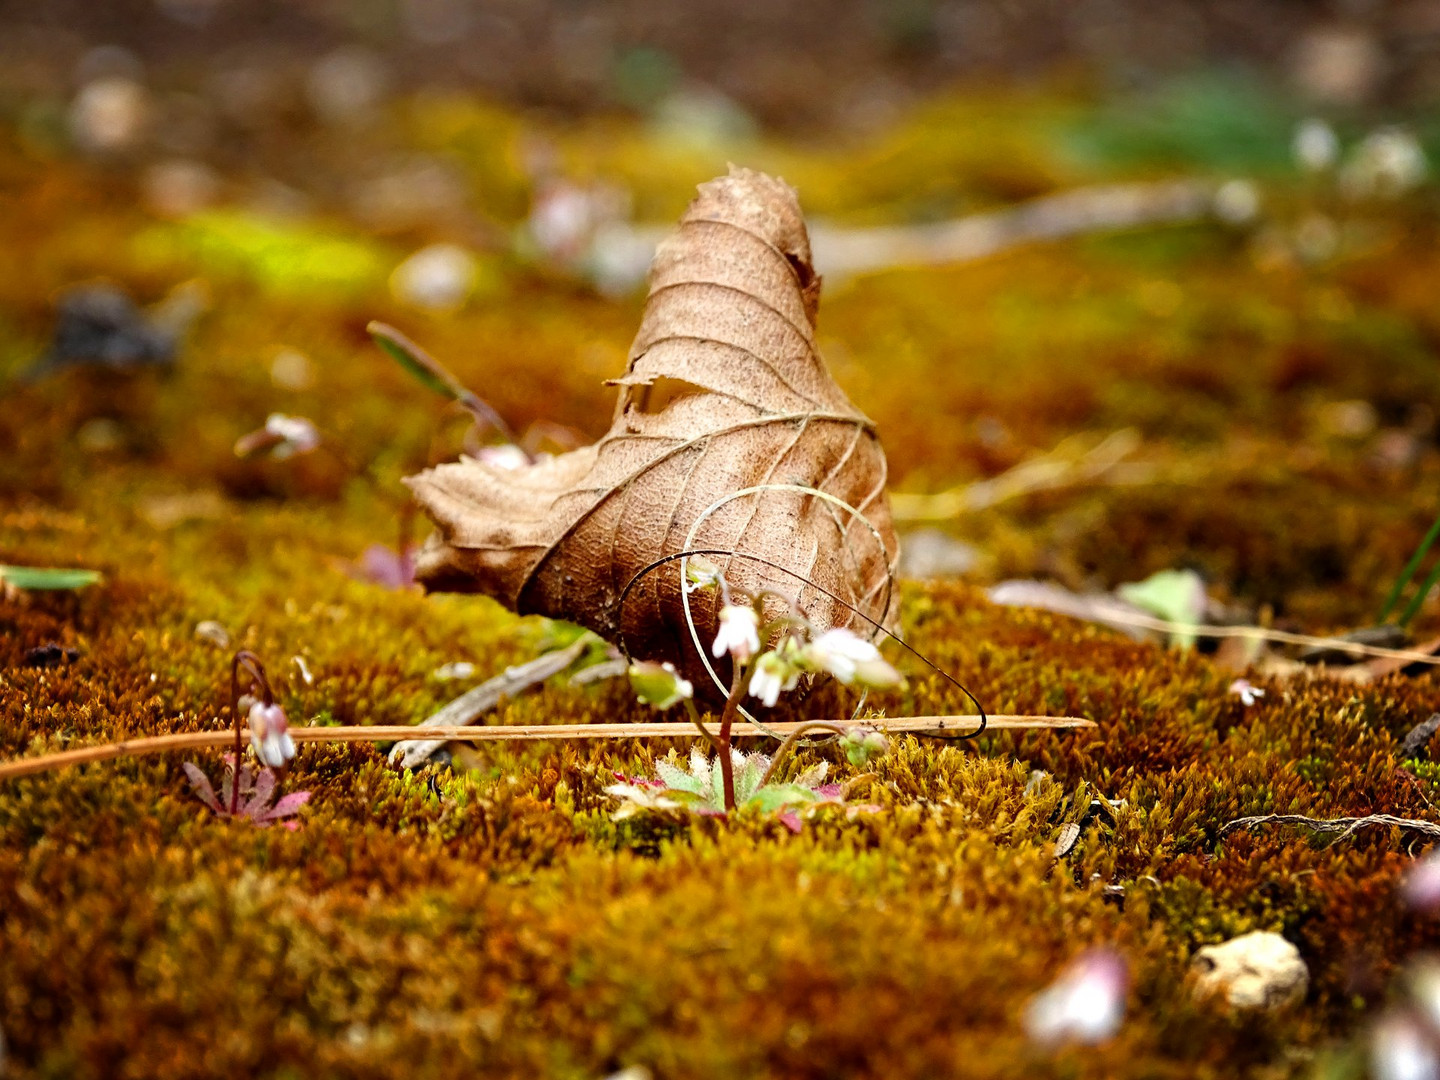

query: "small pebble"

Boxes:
[1191, 931, 1308, 1009]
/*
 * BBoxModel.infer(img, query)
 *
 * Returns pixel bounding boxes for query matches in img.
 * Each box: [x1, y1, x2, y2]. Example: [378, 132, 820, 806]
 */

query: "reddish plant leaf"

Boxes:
[241, 767, 276, 817]
[183, 760, 309, 827]
[258, 790, 312, 822]
[182, 762, 222, 813]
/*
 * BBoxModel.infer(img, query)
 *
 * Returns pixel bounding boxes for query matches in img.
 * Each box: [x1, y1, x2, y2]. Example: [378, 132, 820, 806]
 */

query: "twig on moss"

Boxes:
[1017, 607, 1440, 669]
[1221, 813, 1440, 843]
[809, 179, 1218, 278]
[0, 714, 1094, 781]
[388, 636, 594, 769]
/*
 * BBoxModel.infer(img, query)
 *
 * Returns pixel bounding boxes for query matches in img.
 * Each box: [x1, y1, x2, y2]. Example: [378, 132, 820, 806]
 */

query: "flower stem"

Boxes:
[229, 651, 273, 814]
[716, 663, 748, 811]
[758, 721, 851, 788]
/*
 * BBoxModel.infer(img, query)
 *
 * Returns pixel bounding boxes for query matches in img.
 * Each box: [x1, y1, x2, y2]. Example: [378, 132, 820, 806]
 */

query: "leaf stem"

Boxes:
[758, 721, 852, 788]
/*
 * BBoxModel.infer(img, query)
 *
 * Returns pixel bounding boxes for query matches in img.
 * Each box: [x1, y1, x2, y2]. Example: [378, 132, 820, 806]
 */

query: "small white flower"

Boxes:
[1228, 679, 1265, 707]
[628, 661, 693, 710]
[712, 604, 761, 661]
[684, 555, 722, 593]
[1213, 179, 1261, 226]
[1371, 1010, 1440, 1080]
[1025, 950, 1128, 1046]
[263, 413, 321, 458]
[1342, 127, 1428, 199]
[748, 650, 799, 708]
[1293, 118, 1339, 173]
[247, 701, 296, 768]
[233, 413, 323, 460]
[389, 243, 478, 313]
[1403, 852, 1440, 913]
[1410, 960, 1440, 1034]
[475, 444, 529, 471]
[802, 628, 881, 683]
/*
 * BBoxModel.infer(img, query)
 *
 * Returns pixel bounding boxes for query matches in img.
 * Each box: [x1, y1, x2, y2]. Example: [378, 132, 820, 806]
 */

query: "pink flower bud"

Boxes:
[1025, 949, 1128, 1046]
[247, 701, 296, 768]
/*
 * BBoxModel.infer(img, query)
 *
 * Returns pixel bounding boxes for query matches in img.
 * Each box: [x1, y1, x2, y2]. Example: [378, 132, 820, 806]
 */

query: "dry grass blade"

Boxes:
[0, 715, 1093, 781]
[1005, 604, 1440, 669]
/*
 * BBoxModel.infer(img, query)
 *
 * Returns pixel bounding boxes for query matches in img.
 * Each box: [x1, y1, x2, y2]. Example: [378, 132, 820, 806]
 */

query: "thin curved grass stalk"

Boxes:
[0, 715, 1092, 781]
[619, 546, 991, 740]
[678, 697, 722, 755]
[677, 483, 896, 710]
[889, 429, 1142, 522]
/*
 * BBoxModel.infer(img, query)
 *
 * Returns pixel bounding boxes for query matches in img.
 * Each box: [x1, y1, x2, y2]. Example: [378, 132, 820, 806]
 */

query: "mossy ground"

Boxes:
[3, 85, 1440, 1078]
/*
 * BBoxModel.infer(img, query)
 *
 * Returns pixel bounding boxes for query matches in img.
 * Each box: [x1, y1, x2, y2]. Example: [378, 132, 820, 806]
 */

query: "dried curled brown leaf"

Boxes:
[406, 167, 897, 691]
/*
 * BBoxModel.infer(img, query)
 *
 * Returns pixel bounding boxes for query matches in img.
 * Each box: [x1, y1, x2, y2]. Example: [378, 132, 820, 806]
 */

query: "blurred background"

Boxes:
[2, 0, 1439, 635]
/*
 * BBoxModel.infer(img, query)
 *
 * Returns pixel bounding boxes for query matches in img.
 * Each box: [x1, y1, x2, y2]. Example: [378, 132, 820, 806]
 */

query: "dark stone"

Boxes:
[23, 643, 80, 668]
[29, 285, 178, 378]
[1400, 713, 1440, 759]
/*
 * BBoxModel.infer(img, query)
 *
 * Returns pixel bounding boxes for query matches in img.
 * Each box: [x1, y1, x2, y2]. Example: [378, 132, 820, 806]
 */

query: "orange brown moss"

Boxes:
[2, 88, 1440, 1079]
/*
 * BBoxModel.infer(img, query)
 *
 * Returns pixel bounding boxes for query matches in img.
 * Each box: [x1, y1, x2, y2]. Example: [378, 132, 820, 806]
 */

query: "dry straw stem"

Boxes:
[0, 715, 1093, 781]
[616, 180, 1218, 280]
[1072, 610, 1440, 668]
[406, 167, 898, 689]
[809, 179, 1216, 277]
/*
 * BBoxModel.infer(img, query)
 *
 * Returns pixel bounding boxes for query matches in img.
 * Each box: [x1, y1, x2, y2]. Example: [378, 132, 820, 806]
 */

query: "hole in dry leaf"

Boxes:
[784, 251, 814, 289]
[630, 378, 710, 415]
